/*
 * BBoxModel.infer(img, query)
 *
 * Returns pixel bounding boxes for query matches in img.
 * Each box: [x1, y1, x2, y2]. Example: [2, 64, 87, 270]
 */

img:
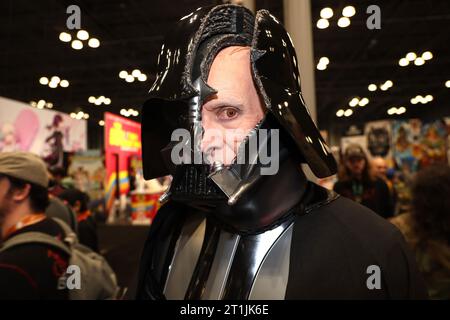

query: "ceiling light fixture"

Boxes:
[120, 108, 139, 117]
[349, 97, 359, 107]
[76, 30, 89, 41]
[406, 52, 417, 61]
[138, 74, 147, 82]
[119, 71, 128, 79]
[60, 30, 100, 49]
[39, 77, 49, 85]
[316, 56, 330, 71]
[317, 19, 329, 29]
[88, 96, 111, 106]
[73, 111, 89, 120]
[342, 6, 356, 18]
[400, 51, 432, 67]
[59, 32, 71, 42]
[344, 109, 353, 117]
[414, 57, 425, 66]
[399, 58, 409, 67]
[121, 69, 148, 83]
[88, 38, 100, 48]
[320, 8, 334, 19]
[422, 51, 433, 61]
[40, 76, 69, 88]
[131, 69, 141, 77]
[411, 95, 433, 104]
[337, 17, 351, 28]
[358, 97, 369, 106]
[71, 40, 83, 50]
[59, 80, 69, 88]
[387, 107, 406, 115]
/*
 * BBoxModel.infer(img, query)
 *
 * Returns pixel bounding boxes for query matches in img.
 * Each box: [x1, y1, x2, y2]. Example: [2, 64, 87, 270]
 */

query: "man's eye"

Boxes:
[217, 107, 239, 120]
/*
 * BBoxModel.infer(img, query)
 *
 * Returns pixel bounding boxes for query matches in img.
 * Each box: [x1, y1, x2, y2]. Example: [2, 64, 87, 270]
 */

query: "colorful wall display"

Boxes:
[68, 150, 105, 201]
[446, 118, 450, 165]
[340, 118, 449, 215]
[104, 112, 142, 211]
[0, 96, 87, 167]
[392, 119, 447, 173]
[130, 193, 160, 225]
[339, 118, 448, 172]
[419, 120, 447, 167]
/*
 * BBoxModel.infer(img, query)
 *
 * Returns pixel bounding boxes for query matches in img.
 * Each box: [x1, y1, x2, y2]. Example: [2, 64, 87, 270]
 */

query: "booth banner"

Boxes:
[0, 96, 87, 166]
[130, 193, 160, 225]
[68, 150, 105, 201]
[104, 112, 142, 211]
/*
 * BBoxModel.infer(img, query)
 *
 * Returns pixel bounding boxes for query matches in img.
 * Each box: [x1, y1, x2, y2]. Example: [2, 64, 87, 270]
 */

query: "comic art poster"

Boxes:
[364, 120, 393, 166]
[446, 118, 450, 165]
[0, 96, 87, 168]
[419, 120, 447, 167]
[392, 119, 422, 174]
[392, 119, 447, 172]
[68, 150, 105, 201]
[391, 119, 448, 214]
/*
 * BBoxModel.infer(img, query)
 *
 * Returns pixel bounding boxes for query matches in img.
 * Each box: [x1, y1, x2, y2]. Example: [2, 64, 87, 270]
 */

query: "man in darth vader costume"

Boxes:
[135, 4, 427, 299]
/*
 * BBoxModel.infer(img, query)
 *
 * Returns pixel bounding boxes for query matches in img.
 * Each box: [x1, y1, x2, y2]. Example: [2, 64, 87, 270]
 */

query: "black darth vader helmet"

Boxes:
[141, 4, 336, 206]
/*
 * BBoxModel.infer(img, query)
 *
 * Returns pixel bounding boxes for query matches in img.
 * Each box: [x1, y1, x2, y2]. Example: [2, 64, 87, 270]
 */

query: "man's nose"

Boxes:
[200, 126, 222, 155]
[200, 111, 217, 152]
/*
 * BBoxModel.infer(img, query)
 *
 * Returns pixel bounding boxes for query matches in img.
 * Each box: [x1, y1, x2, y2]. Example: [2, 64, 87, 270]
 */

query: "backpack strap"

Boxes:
[0, 232, 71, 256]
[51, 217, 78, 246]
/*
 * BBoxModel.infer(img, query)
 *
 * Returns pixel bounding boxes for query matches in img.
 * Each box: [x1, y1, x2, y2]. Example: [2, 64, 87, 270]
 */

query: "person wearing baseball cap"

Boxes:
[0, 152, 70, 299]
[333, 144, 394, 218]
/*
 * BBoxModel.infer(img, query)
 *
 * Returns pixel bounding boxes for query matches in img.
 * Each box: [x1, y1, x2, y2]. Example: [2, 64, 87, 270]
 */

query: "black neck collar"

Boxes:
[212, 155, 307, 235]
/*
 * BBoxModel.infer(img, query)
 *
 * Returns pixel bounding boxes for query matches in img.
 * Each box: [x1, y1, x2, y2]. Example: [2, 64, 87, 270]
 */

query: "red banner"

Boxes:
[104, 112, 141, 211]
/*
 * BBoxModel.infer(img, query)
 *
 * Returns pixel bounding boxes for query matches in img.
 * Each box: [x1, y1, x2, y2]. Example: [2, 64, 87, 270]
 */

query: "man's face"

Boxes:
[0, 176, 13, 226]
[346, 157, 366, 176]
[372, 158, 387, 177]
[201, 46, 265, 165]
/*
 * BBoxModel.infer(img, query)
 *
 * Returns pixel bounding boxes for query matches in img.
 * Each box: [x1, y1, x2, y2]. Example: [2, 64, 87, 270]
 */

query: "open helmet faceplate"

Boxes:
[141, 4, 337, 207]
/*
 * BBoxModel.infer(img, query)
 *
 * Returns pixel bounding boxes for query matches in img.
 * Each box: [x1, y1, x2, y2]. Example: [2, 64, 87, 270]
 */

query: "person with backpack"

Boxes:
[0, 152, 118, 300]
[46, 195, 78, 233]
[58, 188, 98, 252]
[0, 152, 70, 299]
